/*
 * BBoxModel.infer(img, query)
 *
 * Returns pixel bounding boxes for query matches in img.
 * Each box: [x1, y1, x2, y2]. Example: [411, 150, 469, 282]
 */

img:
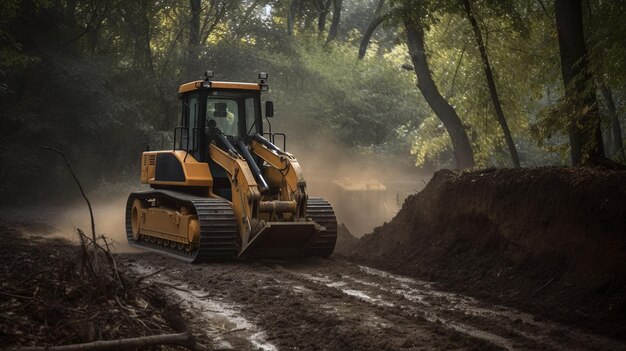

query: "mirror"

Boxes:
[214, 102, 227, 117]
[265, 101, 274, 118]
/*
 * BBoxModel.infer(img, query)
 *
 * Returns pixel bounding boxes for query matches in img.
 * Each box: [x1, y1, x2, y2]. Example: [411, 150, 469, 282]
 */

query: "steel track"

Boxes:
[125, 190, 239, 262]
[304, 197, 338, 257]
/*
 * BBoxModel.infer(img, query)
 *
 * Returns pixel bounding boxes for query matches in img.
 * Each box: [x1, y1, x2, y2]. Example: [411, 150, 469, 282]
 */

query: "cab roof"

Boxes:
[178, 80, 261, 94]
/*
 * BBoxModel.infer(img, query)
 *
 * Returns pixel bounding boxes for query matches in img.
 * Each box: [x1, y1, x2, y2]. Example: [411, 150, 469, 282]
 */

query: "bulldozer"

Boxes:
[125, 71, 337, 262]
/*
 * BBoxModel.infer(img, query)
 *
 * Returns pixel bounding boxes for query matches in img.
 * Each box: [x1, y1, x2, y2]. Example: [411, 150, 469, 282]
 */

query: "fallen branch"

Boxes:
[17, 331, 210, 351]
[153, 281, 207, 298]
[0, 290, 34, 300]
[75, 229, 123, 288]
[135, 265, 168, 285]
[54, 311, 101, 330]
[221, 327, 246, 335]
[98, 235, 123, 287]
[532, 275, 556, 296]
[76, 228, 96, 278]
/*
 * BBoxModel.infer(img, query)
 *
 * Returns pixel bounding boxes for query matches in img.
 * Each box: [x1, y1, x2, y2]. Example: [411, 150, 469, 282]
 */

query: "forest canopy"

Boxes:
[0, 0, 624, 202]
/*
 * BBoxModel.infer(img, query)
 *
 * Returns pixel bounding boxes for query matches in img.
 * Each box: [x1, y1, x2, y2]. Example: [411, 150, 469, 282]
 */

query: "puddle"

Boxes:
[128, 264, 277, 351]
[174, 288, 277, 351]
[292, 285, 311, 294]
[342, 289, 394, 307]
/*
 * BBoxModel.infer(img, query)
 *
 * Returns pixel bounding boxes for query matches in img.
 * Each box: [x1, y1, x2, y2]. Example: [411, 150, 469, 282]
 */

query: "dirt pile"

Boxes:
[334, 223, 360, 256]
[350, 167, 626, 338]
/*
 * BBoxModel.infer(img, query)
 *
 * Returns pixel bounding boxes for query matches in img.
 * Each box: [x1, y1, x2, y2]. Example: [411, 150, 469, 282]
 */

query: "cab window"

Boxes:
[207, 98, 239, 136]
[180, 93, 199, 150]
[245, 97, 259, 136]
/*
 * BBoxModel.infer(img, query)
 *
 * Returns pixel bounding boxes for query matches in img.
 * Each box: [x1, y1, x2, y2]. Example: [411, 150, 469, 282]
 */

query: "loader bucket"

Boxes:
[238, 222, 323, 258]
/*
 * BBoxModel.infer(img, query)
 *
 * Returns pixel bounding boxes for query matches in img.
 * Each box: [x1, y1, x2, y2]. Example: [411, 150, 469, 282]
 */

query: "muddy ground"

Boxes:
[117, 251, 625, 351]
[1, 215, 624, 350]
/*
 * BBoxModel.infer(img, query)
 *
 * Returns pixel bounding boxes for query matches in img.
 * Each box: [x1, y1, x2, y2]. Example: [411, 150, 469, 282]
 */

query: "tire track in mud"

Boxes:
[123, 255, 494, 350]
[279, 268, 517, 350]
[277, 261, 624, 351]
[126, 262, 278, 351]
[120, 254, 626, 351]
[353, 265, 622, 351]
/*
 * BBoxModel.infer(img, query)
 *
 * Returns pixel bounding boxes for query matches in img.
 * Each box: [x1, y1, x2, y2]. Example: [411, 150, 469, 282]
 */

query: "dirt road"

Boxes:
[119, 252, 625, 351]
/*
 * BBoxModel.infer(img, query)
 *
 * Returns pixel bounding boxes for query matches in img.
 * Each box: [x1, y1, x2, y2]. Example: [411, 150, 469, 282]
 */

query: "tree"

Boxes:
[555, 0, 604, 165]
[326, 0, 343, 42]
[600, 85, 624, 159]
[317, 0, 332, 34]
[288, 0, 299, 35]
[359, 2, 476, 169]
[187, 0, 201, 79]
[462, 0, 520, 168]
[358, 0, 395, 59]
[403, 11, 475, 169]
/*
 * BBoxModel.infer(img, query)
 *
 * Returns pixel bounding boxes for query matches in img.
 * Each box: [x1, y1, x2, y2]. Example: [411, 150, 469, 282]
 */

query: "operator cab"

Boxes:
[175, 71, 273, 200]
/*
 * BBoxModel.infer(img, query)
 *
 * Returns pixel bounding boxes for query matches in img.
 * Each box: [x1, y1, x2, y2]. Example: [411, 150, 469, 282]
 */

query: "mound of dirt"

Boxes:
[334, 223, 359, 256]
[349, 167, 626, 338]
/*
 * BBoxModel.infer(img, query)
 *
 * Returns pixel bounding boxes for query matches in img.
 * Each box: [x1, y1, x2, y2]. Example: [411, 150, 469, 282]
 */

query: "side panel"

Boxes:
[155, 153, 185, 182]
[140, 150, 213, 187]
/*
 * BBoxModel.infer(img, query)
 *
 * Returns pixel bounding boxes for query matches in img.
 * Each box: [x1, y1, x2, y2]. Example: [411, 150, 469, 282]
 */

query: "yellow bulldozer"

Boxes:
[125, 72, 337, 262]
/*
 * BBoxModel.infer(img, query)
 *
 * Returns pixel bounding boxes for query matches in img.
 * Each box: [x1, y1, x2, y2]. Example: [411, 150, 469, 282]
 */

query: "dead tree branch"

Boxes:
[135, 265, 168, 285]
[17, 331, 210, 351]
[40, 146, 97, 246]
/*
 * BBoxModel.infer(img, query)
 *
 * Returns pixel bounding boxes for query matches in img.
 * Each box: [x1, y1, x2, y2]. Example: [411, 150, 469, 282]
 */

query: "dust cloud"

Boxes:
[2, 137, 427, 246]
[287, 138, 430, 237]
[0, 196, 142, 253]
[48, 196, 139, 253]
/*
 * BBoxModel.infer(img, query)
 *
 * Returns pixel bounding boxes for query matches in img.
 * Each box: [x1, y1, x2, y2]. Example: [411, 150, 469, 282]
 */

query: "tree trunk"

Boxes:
[287, 0, 299, 35]
[317, 0, 332, 34]
[403, 14, 475, 169]
[187, 0, 201, 80]
[326, 0, 342, 42]
[462, 0, 520, 168]
[600, 85, 625, 159]
[357, 0, 392, 59]
[124, 1, 154, 75]
[373, 0, 386, 16]
[358, 11, 393, 59]
[139, 0, 155, 75]
[555, 0, 604, 165]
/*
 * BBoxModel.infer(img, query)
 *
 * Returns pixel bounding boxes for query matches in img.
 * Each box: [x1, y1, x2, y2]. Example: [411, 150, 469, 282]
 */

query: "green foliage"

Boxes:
[393, 0, 567, 167]
[532, 69, 604, 162]
[0, 0, 624, 202]
[286, 39, 422, 146]
[0, 0, 39, 95]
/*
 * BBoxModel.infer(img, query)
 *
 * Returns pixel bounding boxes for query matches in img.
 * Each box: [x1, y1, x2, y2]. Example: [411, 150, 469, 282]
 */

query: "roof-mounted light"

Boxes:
[258, 72, 269, 91]
[200, 71, 214, 88]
